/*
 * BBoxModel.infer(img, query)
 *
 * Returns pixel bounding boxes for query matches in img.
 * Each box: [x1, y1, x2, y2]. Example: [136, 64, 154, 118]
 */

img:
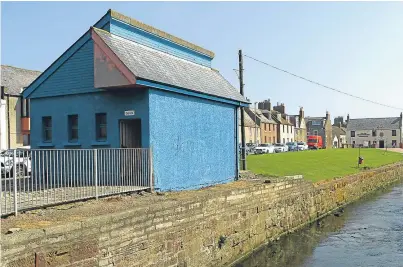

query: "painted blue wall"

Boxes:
[30, 89, 150, 149]
[110, 19, 212, 67]
[148, 89, 237, 191]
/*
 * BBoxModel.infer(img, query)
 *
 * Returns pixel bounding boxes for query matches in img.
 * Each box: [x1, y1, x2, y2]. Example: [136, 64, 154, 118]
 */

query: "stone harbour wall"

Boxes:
[2, 162, 403, 267]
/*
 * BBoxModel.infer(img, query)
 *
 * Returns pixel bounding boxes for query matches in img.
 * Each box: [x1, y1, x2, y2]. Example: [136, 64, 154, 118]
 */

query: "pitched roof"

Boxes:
[271, 110, 292, 125]
[332, 126, 346, 139]
[1, 65, 41, 95]
[93, 28, 247, 103]
[238, 110, 258, 128]
[110, 10, 214, 58]
[347, 117, 401, 131]
[249, 108, 277, 124]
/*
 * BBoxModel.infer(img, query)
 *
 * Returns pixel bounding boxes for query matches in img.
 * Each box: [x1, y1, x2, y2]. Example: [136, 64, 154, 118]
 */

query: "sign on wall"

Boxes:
[357, 133, 370, 137]
[124, 110, 135, 116]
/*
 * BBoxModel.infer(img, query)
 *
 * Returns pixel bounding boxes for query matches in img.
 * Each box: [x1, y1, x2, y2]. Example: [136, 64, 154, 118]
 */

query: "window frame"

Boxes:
[351, 131, 355, 137]
[42, 116, 52, 143]
[95, 113, 107, 141]
[392, 130, 397, 136]
[68, 114, 79, 143]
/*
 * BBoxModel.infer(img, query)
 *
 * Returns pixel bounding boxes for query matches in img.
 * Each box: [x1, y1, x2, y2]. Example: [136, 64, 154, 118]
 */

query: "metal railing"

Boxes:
[0, 148, 153, 216]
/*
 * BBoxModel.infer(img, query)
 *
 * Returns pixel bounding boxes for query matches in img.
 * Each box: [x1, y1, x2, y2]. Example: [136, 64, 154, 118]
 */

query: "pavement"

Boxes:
[377, 148, 403, 153]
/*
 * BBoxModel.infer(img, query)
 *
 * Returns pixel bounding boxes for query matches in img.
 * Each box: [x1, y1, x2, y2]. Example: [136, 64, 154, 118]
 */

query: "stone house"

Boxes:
[289, 107, 307, 143]
[305, 111, 333, 148]
[271, 102, 295, 144]
[238, 109, 261, 144]
[245, 107, 277, 144]
[346, 113, 402, 148]
[22, 9, 248, 191]
[332, 124, 346, 148]
[0, 65, 41, 150]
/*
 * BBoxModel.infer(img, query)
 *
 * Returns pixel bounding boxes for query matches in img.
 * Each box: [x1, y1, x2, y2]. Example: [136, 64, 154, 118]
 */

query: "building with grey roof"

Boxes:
[1, 65, 41, 150]
[21, 9, 248, 191]
[346, 113, 402, 148]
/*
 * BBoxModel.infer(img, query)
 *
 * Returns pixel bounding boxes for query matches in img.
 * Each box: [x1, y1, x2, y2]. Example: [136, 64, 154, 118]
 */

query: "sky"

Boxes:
[1, 1, 403, 120]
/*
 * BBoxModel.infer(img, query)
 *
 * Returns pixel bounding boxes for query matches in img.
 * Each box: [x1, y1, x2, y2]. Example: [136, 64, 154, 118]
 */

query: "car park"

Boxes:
[255, 144, 275, 154]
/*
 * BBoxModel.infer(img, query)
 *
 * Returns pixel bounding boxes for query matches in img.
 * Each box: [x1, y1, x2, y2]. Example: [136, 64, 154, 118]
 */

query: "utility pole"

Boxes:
[254, 102, 257, 146]
[239, 50, 246, 171]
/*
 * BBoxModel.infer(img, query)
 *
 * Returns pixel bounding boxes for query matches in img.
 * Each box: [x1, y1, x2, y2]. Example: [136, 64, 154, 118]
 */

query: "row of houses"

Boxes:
[238, 101, 402, 149]
[238, 99, 334, 148]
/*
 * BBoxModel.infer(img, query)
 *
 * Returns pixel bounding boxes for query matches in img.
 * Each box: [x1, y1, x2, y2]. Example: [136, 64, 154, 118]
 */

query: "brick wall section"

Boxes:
[2, 163, 403, 267]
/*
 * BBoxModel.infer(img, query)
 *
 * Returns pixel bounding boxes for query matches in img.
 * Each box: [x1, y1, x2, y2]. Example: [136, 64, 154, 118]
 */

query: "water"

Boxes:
[235, 183, 403, 267]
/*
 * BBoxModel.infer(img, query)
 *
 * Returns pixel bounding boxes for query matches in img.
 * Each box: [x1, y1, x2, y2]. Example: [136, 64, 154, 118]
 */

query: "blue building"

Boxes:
[23, 10, 248, 191]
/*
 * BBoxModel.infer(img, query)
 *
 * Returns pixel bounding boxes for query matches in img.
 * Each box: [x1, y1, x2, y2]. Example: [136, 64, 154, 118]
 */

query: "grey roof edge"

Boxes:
[93, 27, 249, 104]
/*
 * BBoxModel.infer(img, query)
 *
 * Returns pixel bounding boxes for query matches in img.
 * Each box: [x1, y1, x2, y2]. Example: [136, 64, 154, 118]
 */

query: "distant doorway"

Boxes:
[119, 119, 142, 148]
[379, 140, 385, 148]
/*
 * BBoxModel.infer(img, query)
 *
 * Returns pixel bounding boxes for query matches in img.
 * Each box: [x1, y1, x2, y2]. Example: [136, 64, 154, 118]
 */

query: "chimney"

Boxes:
[267, 99, 272, 111]
[347, 113, 350, 123]
[258, 102, 264, 109]
[299, 107, 304, 119]
[273, 102, 285, 114]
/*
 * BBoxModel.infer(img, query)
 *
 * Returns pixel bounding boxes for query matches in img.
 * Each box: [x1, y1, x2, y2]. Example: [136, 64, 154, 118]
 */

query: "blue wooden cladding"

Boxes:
[25, 9, 244, 191]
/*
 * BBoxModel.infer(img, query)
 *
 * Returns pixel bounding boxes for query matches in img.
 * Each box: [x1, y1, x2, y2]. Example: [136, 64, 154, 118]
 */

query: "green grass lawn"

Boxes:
[246, 148, 403, 182]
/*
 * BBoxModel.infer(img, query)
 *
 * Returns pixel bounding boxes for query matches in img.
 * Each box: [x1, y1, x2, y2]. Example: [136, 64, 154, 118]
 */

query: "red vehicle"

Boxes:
[307, 135, 323, 149]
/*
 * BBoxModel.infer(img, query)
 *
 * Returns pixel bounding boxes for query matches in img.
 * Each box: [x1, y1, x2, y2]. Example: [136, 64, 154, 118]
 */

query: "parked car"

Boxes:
[0, 149, 31, 178]
[255, 144, 275, 154]
[246, 143, 256, 154]
[297, 142, 308, 151]
[307, 135, 323, 149]
[286, 142, 298, 151]
[274, 143, 288, 153]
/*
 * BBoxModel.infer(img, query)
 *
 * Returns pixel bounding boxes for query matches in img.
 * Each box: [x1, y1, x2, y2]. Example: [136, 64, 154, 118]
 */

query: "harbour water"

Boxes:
[235, 182, 403, 267]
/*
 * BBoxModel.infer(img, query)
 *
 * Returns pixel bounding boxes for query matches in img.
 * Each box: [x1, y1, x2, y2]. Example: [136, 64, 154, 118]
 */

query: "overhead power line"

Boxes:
[244, 54, 403, 111]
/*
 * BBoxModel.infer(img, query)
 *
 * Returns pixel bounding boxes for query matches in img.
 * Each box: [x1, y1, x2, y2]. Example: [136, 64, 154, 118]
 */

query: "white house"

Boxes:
[346, 113, 402, 148]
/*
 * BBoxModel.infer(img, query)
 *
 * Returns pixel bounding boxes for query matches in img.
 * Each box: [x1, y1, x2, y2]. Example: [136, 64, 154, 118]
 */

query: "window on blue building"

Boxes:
[96, 113, 107, 141]
[68, 115, 79, 142]
[42, 116, 52, 142]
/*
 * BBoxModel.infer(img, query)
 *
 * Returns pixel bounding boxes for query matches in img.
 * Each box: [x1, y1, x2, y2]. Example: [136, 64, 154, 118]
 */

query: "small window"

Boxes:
[392, 130, 396, 136]
[68, 115, 79, 142]
[291, 127, 293, 134]
[283, 125, 285, 132]
[287, 125, 289, 133]
[269, 124, 271, 131]
[42, 116, 52, 142]
[96, 113, 107, 141]
[372, 130, 376, 137]
[264, 124, 267, 131]
[351, 131, 355, 137]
